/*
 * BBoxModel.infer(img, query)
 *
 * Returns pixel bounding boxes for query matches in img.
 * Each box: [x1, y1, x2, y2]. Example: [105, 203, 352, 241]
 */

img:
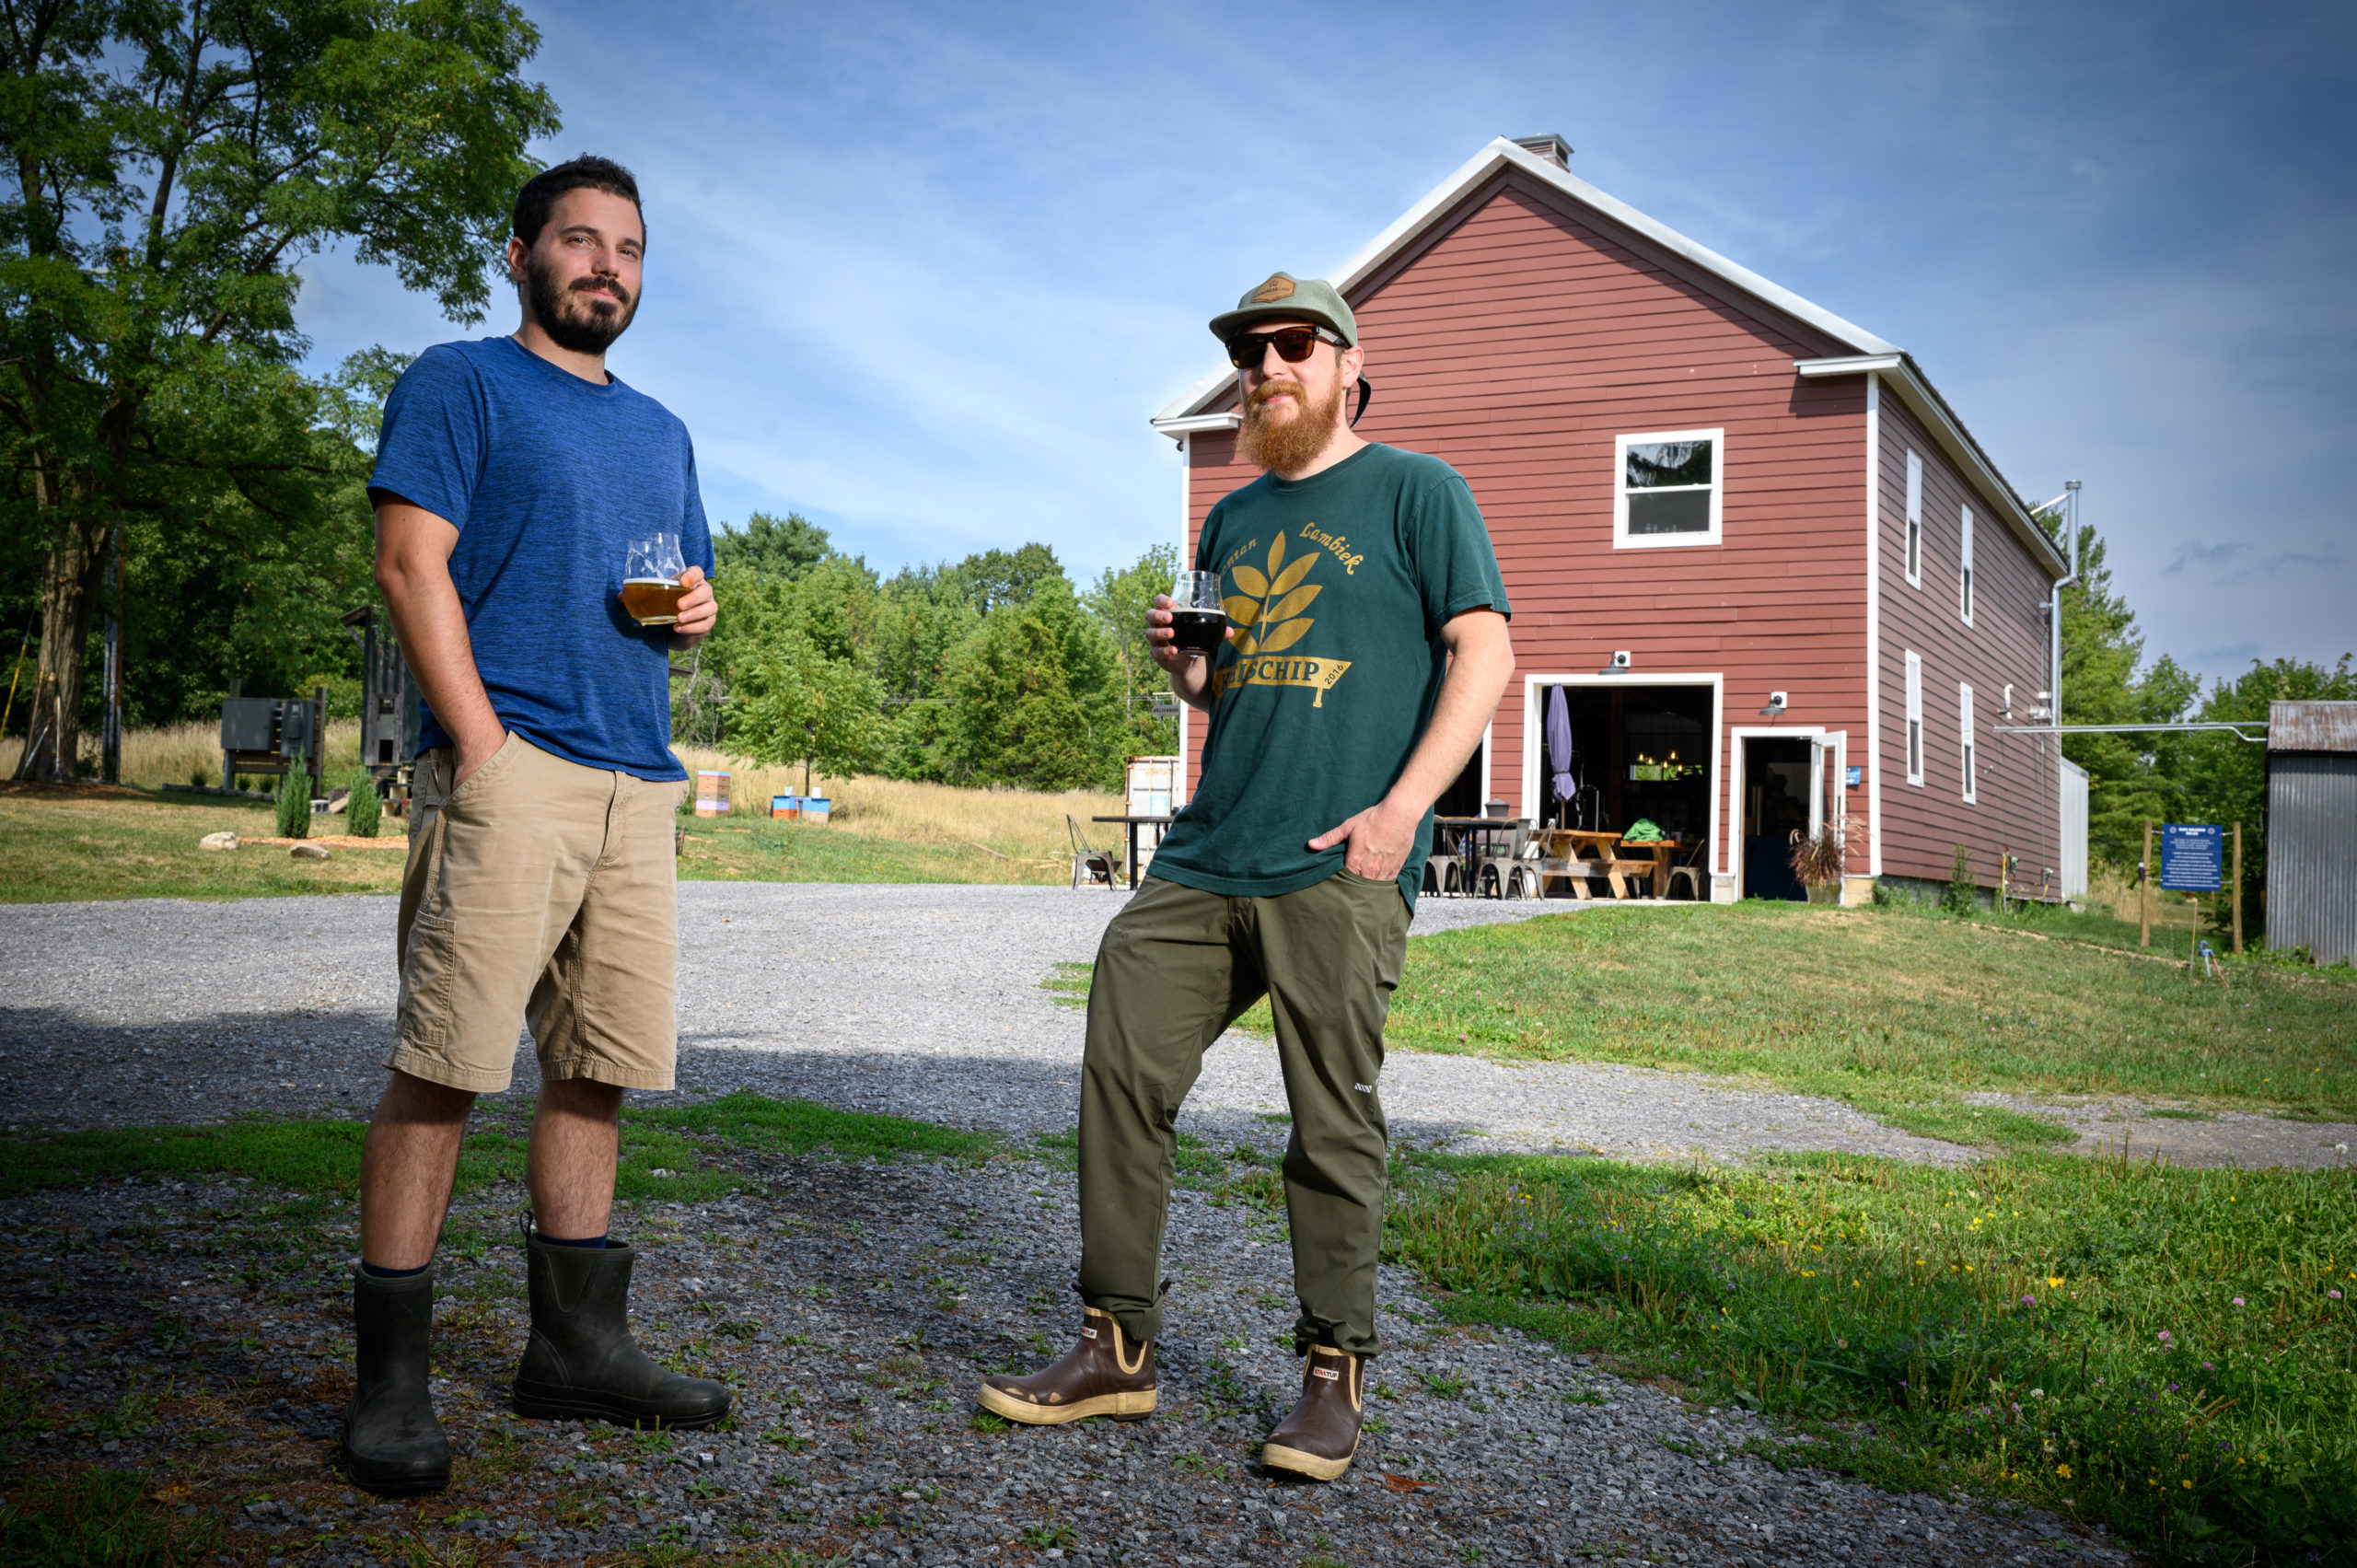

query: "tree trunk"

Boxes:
[13, 514, 109, 781]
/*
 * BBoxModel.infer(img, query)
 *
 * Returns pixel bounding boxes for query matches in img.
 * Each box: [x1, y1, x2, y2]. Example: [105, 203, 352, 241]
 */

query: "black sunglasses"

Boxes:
[1225, 325, 1348, 370]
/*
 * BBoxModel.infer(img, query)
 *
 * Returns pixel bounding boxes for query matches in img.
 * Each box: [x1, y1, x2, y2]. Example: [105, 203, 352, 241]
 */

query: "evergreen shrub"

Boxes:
[344, 768, 381, 838]
[275, 767, 310, 838]
[1943, 844, 1976, 915]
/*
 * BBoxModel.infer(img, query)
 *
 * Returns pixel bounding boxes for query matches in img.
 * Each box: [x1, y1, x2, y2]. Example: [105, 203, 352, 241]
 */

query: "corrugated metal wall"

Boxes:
[2061, 761, 2089, 901]
[2268, 752, 2357, 965]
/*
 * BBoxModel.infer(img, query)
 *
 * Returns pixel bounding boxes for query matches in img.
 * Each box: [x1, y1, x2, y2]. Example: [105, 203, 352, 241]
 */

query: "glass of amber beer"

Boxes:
[622, 533, 689, 626]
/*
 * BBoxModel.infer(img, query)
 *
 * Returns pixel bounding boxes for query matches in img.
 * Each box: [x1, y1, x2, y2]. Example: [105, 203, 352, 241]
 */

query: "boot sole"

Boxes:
[1260, 1437, 1356, 1481]
[342, 1452, 450, 1496]
[976, 1383, 1155, 1426]
[510, 1386, 731, 1431]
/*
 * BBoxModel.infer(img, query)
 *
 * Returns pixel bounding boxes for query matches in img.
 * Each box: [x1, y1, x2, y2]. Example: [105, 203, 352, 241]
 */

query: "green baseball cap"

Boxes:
[1208, 271, 1358, 348]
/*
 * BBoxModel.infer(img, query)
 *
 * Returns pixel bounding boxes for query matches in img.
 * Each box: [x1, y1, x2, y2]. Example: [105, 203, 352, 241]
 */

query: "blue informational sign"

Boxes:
[2158, 823, 2223, 892]
[1845, 766, 1863, 788]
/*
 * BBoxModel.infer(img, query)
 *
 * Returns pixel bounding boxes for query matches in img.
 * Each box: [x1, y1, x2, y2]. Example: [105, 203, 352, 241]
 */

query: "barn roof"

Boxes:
[2270, 701, 2357, 752]
[1153, 135, 2068, 581]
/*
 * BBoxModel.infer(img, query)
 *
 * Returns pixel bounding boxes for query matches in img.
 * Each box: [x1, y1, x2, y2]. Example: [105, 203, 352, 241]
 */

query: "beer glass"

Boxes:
[621, 533, 690, 626]
[1168, 570, 1227, 655]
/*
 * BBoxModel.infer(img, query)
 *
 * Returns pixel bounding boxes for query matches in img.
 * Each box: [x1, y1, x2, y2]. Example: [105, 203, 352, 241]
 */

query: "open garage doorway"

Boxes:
[1534, 684, 1714, 841]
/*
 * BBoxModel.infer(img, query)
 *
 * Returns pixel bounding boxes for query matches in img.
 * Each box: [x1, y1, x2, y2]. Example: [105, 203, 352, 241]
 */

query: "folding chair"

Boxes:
[1066, 815, 1120, 889]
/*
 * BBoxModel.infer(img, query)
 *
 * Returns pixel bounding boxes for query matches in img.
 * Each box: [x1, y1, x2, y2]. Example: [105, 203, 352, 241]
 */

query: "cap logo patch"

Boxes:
[1250, 274, 1297, 303]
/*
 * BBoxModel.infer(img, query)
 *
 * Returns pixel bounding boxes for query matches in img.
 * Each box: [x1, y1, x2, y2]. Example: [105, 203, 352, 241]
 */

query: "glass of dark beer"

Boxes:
[1169, 570, 1227, 656]
[622, 533, 689, 626]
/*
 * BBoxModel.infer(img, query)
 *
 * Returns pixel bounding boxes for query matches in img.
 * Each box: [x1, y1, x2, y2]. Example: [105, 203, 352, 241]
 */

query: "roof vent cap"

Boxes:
[1512, 133, 1573, 168]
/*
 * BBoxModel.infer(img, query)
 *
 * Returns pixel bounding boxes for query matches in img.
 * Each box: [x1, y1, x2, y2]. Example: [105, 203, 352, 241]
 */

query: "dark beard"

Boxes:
[1237, 371, 1345, 475]
[526, 255, 638, 354]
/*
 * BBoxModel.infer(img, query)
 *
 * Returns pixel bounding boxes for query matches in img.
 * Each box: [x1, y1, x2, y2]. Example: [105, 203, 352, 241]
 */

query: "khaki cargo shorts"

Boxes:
[389, 733, 685, 1094]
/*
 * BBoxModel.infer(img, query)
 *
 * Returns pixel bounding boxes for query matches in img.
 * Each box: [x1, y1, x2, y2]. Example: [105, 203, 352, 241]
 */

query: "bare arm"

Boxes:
[373, 497, 506, 787]
[1307, 607, 1515, 881]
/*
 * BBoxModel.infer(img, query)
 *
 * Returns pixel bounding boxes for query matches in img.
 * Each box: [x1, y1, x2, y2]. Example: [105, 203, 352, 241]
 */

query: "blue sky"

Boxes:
[293, 0, 2356, 686]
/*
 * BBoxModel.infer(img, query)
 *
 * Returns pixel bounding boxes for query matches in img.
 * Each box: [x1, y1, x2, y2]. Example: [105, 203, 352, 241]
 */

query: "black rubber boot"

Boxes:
[510, 1220, 731, 1429]
[342, 1266, 450, 1494]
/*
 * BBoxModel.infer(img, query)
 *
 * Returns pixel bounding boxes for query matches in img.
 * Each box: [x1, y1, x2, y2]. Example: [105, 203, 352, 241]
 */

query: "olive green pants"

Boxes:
[1077, 871, 1410, 1359]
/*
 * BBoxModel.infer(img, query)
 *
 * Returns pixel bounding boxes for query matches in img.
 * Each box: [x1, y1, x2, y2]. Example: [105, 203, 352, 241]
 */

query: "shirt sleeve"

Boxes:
[680, 436, 715, 576]
[367, 346, 487, 529]
[1407, 462, 1512, 638]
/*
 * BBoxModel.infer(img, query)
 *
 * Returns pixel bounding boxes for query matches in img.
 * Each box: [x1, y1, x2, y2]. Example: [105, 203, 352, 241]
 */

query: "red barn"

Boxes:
[1152, 135, 2075, 905]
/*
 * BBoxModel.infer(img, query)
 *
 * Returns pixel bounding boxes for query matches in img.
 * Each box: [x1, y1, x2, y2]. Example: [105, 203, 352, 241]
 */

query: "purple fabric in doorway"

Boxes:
[1546, 685, 1576, 806]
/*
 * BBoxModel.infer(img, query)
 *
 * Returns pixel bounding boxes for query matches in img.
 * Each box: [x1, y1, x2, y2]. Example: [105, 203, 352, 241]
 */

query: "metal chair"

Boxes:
[1668, 838, 1711, 900]
[1066, 815, 1120, 889]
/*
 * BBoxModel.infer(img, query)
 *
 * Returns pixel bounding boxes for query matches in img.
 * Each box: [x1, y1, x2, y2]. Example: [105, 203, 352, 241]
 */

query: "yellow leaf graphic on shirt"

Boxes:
[1231, 564, 1270, 598]
[1270, 552, 1317, 597]
[1267, 532, 1288, 575]
[1223, 595, 1262, 628]
[1265, 583, 1321, 623]
[1255, 617, 1314, 654]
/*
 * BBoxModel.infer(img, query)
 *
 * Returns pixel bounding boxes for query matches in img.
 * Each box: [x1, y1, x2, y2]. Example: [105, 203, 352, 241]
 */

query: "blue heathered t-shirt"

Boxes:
[368, 336, 714, 782]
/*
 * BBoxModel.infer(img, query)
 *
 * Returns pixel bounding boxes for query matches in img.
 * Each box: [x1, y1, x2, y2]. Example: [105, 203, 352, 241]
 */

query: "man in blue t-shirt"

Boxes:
[342, 156, 730, 1496]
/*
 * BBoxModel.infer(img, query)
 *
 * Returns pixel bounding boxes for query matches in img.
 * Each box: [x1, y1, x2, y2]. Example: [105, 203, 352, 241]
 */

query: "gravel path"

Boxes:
[0, 885, 1968, 1167]
[0, 1134, 2120, 1567]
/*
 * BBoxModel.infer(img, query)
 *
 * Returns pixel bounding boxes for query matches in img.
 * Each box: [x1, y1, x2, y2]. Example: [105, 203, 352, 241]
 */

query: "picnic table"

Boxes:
[1538, 830, 1686, 899]
[1091, 815, 1172, 889]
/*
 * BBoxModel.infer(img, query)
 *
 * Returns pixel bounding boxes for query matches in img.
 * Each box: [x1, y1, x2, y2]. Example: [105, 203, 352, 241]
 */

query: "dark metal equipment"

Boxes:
[342, 604, 420, 782]
[219, 683, 324, 800]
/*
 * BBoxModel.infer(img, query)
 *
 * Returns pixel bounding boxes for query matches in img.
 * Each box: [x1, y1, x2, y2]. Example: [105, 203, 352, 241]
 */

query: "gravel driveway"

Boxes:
[0, 884, 1968, 1167]
[0, 884, 2148, 1565]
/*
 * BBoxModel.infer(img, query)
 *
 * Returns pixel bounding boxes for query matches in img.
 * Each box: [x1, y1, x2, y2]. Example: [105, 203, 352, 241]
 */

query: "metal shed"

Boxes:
[2266, 700, 2357, 965]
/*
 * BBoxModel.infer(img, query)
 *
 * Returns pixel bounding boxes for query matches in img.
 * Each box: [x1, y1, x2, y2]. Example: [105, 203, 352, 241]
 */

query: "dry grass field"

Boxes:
[0, 719, 366, 791]
[0, 727, 1124, 900]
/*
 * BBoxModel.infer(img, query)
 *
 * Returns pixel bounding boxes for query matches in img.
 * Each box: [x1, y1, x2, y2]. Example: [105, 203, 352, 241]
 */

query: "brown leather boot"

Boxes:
[1260, 1344, 1364, 1481]
[976, 1306, 1156, 1425]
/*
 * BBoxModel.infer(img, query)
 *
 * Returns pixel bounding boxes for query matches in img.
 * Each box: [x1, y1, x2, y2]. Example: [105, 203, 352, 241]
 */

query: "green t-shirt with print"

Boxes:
[1149, 443, 1510, 908]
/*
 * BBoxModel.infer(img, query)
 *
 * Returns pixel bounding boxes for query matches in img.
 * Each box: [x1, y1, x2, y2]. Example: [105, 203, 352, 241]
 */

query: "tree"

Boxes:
[2053, 521, 2199, 866]
[1085, 541, 1180, 756]
[713, 510, 831, 581]
[730, 626, 885, 793]
[952, 542, 1062, 615]
[1, 0, 558, 777]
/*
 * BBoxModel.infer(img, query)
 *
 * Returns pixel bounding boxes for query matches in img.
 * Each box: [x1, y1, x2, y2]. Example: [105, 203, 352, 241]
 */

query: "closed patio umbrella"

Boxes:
[1545, 686, 1576, 821]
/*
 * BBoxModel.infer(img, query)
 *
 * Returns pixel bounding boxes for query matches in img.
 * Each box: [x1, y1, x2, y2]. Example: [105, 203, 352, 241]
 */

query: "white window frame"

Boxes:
[1959, 682, 1977, 803]
[1904, 449, 1923, 587]
[1904, 652, 1924, 786]
[1614, 427, 1724, 549]
[1958, 505, 1976, 624]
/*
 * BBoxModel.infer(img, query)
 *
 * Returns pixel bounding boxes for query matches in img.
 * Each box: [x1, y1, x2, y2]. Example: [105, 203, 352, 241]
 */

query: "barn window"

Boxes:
[1615, 429, 1723, 548]
[1905, 652, 1924, 786]
[1905, 450, 1923, 586]
[1959, 682, 1977, 803]
[1959, 506, 1976, 624]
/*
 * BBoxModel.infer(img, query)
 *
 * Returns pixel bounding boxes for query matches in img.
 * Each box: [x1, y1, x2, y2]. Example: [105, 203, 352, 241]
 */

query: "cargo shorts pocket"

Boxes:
[396, 911, 459, 1046]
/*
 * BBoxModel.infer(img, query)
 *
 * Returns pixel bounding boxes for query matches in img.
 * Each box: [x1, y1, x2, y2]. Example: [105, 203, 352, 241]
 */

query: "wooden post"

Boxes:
[2231, 822, 2244, 956]
[2140, 819, 2153, 948]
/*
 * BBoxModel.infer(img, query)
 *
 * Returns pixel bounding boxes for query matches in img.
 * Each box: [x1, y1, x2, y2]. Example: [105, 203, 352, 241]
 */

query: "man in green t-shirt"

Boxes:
[977, 272, 1515, 1481]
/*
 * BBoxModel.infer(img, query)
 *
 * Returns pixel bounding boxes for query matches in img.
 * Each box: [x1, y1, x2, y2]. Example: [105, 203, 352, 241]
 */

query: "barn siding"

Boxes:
[1874, 395, 2061, 893]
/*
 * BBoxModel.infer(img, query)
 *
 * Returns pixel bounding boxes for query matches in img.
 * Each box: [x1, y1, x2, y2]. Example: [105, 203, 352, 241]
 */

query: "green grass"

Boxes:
[1386, 1148, 2357, 1565]
[0, 791, 407, 901]
[0, 1091, 995, 1203]
[1381, 903, 2356, 1142]
[0, 1467, 225, 1565]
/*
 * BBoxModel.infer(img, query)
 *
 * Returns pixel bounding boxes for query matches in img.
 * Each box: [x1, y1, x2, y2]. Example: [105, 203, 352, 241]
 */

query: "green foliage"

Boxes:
[1944, 844, 1977, 914]
[343, 767, 382, 838]
[1387, 1150, 2357, 1565]
[714, 511, 835, 581]
[0, 1466, 225, 1566]
[273, 770, 310, 838]
[695, 532, 1176, 792]
[0, 1, 557, 772]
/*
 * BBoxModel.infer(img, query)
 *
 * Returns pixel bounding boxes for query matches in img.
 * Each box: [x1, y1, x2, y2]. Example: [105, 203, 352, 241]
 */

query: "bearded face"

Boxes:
[524, 250, 639, 355]
[1237, 354, 1348, 475]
